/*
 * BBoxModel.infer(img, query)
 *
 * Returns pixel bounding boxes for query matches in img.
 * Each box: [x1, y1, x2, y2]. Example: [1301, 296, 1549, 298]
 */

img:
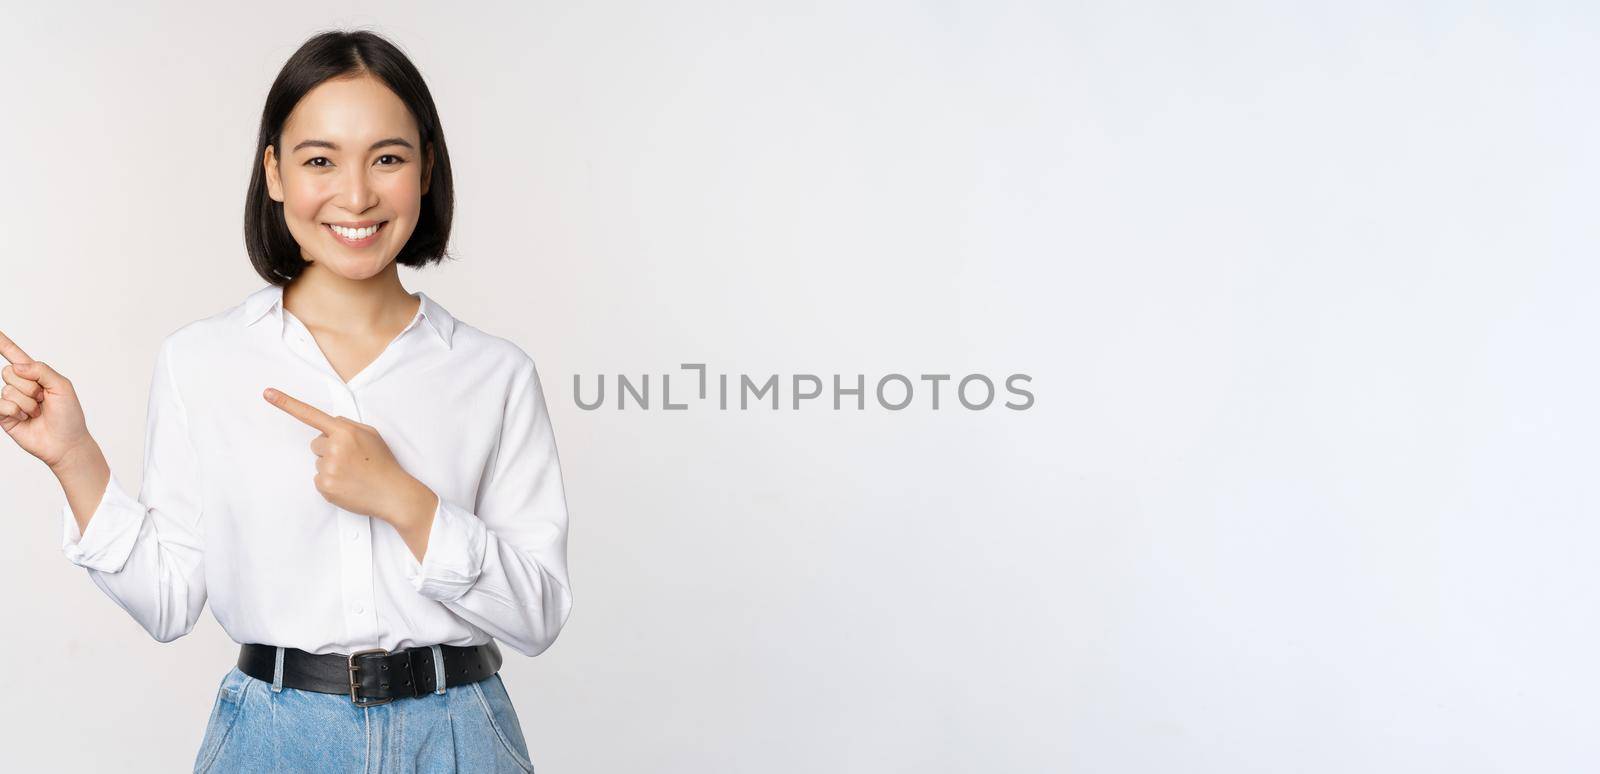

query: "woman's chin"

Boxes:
[306, 253, 394, 280]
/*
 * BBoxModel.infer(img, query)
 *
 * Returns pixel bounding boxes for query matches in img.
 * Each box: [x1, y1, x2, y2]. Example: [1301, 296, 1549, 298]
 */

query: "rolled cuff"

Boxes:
[403, 498, 490, 602]
[61, 472, 146, 573]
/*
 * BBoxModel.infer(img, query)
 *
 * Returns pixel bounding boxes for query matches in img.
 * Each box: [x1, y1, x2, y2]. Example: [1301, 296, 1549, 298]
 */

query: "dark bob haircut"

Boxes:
[244, 30, 454, 284]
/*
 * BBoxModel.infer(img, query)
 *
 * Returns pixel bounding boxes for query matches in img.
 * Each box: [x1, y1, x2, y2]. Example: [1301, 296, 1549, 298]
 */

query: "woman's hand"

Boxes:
[0, 330, 97, 471]
[263, 386, 435, 528]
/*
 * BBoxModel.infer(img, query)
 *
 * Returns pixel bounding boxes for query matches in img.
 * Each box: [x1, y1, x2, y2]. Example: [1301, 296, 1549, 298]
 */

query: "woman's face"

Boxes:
[263, 74, 432, 280]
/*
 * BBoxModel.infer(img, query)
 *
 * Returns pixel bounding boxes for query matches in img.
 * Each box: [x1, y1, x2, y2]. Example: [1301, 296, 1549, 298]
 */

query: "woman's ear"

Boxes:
[421, 143, 433, 196]
[263, 145, 284, 203]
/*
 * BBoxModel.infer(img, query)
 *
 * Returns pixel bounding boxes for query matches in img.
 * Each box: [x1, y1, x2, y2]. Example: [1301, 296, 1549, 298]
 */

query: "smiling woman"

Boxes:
[0, 27, 568, 774]
[244, 31, 454, 283]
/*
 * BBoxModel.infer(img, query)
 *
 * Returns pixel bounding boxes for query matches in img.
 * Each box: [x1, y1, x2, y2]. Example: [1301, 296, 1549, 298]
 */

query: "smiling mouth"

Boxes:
[324, 221, 388, 246]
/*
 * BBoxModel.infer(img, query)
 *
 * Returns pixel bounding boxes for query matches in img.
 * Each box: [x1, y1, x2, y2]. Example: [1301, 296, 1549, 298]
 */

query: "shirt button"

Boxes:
[348, 529, 359, 541]
[353, 603, 365, 614]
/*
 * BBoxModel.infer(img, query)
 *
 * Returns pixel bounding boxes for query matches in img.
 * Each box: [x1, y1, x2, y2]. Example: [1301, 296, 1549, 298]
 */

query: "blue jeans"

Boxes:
[192, 648, 537, 773]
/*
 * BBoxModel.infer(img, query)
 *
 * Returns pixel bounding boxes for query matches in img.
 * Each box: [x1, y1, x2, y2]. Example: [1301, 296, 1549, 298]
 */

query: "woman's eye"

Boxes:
[303, 155, 404, 168]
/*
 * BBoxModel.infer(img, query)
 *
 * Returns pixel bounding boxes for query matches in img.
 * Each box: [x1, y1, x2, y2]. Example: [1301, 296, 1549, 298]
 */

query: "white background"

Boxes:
[1, 1, 1595, 771]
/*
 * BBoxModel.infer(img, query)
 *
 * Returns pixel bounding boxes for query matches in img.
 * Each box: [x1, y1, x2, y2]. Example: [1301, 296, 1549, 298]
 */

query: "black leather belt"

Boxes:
[238, 642, 503, 707]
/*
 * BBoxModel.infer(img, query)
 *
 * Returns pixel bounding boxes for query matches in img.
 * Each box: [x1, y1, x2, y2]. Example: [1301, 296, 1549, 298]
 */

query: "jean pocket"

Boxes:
[193, 667, 251, 774]
[471, 675, 535, 773]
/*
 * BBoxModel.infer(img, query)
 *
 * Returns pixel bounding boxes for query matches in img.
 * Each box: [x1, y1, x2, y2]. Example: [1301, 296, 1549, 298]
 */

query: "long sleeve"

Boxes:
[402, 355, 573, 657]
[60, 338, 207, 643]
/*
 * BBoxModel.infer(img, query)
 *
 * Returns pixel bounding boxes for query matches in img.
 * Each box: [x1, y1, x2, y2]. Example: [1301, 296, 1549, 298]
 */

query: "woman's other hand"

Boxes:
[262, 386, 437, 529]
[0, 330, 97, 472]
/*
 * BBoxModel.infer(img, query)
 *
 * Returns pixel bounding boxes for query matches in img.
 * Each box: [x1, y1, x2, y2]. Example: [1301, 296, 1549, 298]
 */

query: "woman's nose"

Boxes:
[340, 167, 380, 212]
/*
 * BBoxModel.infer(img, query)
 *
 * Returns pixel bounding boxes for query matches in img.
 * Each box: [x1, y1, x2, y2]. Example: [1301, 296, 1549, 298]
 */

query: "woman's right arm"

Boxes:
[1, 330, 209, 643]
[51, 439, 111, 541]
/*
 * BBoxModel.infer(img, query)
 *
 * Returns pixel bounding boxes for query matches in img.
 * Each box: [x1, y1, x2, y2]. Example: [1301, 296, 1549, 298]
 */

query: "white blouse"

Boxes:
[58, 283, 573, 658]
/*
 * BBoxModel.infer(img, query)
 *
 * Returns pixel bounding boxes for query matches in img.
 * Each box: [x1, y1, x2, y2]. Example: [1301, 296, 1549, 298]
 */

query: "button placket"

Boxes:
[330, 380, 379, 644]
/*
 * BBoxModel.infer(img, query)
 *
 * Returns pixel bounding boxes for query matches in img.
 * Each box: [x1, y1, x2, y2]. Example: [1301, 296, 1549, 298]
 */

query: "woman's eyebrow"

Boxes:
[290, 137, 415, 153]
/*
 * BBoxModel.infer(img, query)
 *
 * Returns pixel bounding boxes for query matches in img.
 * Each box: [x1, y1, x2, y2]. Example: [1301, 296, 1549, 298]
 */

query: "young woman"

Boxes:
[0, 30, 571, 772]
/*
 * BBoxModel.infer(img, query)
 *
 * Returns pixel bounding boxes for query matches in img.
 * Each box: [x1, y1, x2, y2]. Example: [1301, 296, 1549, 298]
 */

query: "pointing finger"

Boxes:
[0, 329, 34, 366]
[263, 387, 340, 434]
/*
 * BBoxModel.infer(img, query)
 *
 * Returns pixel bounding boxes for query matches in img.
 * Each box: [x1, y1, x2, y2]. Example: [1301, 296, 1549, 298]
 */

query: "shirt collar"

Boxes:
[239, 283, 455, 349]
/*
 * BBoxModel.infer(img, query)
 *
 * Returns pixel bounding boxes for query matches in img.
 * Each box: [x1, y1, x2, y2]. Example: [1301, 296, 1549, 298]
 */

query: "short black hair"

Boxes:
[244, 29, 454, 284]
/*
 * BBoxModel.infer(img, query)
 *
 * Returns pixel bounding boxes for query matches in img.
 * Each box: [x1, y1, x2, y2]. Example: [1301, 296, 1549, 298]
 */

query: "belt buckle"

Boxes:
[347, 647, 394, 707]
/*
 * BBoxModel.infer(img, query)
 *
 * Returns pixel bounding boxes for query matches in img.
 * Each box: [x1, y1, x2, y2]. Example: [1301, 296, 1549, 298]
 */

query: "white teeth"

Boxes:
[330, 224, 380, 240]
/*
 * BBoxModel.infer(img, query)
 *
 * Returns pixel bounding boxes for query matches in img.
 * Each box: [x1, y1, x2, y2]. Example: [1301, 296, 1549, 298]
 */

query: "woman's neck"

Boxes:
[282, 262, 419, 335]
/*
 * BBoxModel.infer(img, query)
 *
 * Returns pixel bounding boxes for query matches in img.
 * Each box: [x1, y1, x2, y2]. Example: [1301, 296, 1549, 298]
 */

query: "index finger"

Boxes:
[264, 387, 340, 434]
[0, 329, 34, 365]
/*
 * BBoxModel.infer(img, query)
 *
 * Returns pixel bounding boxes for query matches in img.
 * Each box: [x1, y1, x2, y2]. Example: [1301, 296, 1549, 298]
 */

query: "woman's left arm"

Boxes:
[394, 355, 574, 657]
